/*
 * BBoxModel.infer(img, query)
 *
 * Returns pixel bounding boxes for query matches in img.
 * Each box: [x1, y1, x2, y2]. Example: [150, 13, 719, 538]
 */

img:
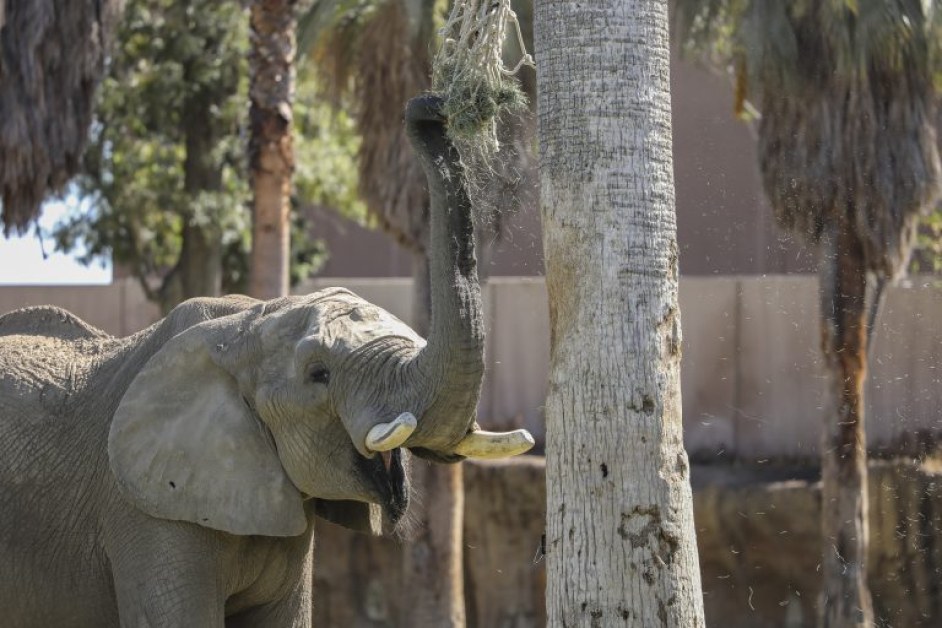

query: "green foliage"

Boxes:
[52, 0, 249, 299]
[52, 0, 363, 301]
[294, 62, 368, 225]
[913, 213, 942, 272]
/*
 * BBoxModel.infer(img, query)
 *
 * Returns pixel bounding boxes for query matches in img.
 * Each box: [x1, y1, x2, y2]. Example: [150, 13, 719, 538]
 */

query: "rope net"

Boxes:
[431, 0, 534, 214]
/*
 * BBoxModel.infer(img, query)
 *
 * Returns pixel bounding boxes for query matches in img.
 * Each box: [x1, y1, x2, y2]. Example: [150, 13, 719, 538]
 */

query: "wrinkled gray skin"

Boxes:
[0, 96, 485, 627]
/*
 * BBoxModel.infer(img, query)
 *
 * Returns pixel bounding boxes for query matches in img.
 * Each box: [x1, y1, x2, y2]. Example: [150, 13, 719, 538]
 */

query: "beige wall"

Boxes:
[0, 280, 159, 337]
[2, 275, 938, 460]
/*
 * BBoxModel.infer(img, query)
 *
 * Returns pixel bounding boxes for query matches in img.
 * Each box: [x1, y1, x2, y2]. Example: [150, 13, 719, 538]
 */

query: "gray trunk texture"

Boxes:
[536, 1, 706, 625]
[404, 98, 485, 451]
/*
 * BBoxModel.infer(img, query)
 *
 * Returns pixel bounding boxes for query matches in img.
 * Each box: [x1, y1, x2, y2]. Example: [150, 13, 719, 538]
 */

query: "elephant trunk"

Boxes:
[402, 95, 487, 452]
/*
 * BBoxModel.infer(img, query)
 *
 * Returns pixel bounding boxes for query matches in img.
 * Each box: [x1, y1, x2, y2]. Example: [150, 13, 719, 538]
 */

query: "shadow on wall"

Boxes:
[315, 457, 942, 628]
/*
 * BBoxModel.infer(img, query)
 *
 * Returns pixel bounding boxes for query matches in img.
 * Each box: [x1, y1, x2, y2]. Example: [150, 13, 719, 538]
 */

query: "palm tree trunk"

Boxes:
[818, 220, 874, 627]
[179, 86, 224, 302]
[401, 457, 465, 627]
[155, 75, 226, 314]
[537, 0, 705, 625]
[248, 0, 297, 300]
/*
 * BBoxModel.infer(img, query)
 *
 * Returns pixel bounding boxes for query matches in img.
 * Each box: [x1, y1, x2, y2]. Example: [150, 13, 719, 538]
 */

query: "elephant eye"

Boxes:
[308, 364, 330, 386]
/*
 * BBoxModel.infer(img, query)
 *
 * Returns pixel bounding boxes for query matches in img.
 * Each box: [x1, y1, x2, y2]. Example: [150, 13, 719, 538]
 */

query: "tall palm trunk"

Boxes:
[248, 0, 298, 300]
[177, 86, 224, 304]
[404, 249, 466, 627]
[537, 0, 705, 625]
[818, 220, 874, 627]
[154, 74, 226, 314]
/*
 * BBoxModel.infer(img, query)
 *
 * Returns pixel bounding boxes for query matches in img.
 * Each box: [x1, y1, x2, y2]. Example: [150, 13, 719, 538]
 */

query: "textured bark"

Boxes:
[536, 1, 705, 626]
[248, 0, 297, 300]
[155, 90, 225, 314]
[404, 238, 465, 628]
[401, 460, 466, 627]
[818, 221, 874, 627]
[179, 86, 224, 303]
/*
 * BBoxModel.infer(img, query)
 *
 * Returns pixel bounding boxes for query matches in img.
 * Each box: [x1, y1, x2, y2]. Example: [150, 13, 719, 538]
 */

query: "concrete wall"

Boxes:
[315, 457, 942, 628]
[2, 275, 940, 460]
[0, 280, 159, 337]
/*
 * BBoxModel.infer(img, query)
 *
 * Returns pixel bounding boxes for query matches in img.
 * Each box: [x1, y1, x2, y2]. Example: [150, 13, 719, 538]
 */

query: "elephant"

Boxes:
[0, 95, 533, 627]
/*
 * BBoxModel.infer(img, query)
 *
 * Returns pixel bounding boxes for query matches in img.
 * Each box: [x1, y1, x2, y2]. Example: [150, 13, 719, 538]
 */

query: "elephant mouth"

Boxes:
[363, 447, 409, 524]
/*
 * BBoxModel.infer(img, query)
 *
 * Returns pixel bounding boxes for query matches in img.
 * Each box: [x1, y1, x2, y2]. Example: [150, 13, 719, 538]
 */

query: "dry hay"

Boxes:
[0, 0, 121, 234]
[431, 0, 531, 147]
[430, 0, 532, 220]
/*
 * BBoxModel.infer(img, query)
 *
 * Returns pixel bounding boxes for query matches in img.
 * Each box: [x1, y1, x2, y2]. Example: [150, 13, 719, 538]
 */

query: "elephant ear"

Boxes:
[108, 321, 307, 537]
[313, 500, 382, 535]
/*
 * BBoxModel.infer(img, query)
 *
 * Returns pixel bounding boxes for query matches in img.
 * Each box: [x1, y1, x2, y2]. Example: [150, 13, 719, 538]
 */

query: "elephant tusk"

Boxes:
[453, 429, 535, 459]
[365, 412, 418, 452]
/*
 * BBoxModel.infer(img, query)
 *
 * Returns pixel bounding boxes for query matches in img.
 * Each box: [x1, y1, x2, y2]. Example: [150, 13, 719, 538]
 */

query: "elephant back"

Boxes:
[0, 306, 111, 341]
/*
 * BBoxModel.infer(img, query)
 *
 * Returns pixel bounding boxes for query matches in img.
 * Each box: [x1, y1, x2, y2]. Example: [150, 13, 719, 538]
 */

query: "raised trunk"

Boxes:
[248, 0, 297, 300]
[818, 220, 874, 627]
[404, 98, 486, 451]
[411, 252, 432, 338]
[537, 0, 705, 625]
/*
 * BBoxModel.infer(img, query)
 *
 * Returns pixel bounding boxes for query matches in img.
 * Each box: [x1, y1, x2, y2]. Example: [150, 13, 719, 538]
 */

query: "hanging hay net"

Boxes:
[430, 0, 534, 213]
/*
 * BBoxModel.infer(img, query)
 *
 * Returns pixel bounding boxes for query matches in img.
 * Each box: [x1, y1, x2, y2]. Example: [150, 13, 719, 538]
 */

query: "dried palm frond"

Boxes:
[349, 0, 431, 252]
[673, 0, 942, 277]
[0, 0, 122, 234]
[304, 0, 430, 252]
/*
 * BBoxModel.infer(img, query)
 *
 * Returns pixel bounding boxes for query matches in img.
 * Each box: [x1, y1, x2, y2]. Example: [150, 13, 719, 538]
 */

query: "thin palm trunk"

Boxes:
[401, 460, 465, 627]
[537, 0, 704, 625]
[818, 220, 874, 627]
[153, 73, 226, 314]
[399, 253, 465, 627]
[248, 0, 297, 300]
[402, 250, 465, 626]
[178, 87, 224, 304]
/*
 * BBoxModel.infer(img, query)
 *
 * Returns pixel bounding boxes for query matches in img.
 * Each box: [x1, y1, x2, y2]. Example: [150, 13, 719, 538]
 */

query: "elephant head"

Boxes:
[107, 95, 533, 538]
